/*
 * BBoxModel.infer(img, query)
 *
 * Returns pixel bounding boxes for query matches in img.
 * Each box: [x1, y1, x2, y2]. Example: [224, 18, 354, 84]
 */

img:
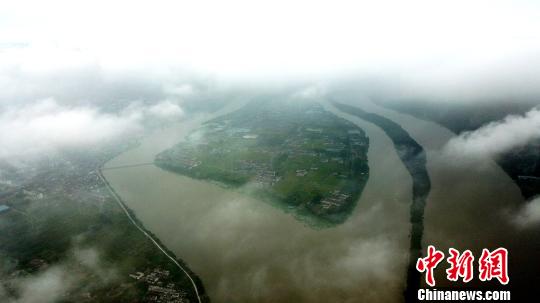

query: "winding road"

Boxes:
[97, 167, 204, 303]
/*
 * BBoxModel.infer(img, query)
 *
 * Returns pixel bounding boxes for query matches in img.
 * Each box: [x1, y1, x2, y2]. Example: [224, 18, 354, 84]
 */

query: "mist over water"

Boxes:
[3, 1, 540, 301]
[103, 95, 537, 302]
[334, 94, 540, 291]
[104, 99, 413, 303]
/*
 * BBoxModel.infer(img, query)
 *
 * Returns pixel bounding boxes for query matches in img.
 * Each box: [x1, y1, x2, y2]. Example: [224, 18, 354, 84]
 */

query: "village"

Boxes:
[155, 102, 370, 222]
[0, 148, 204, 303]
[129, 267, 191, 303]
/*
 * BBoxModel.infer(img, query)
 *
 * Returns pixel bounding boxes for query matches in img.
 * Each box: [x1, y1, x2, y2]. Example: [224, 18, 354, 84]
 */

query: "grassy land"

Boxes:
[155, 100, 370, 226]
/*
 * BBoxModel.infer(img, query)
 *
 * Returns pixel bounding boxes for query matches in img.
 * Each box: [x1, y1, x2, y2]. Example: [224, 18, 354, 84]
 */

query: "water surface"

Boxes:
[104, 98, 529, 302]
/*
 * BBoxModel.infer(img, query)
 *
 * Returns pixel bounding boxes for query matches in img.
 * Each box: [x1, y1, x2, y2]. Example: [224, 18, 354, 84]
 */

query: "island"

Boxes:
[155, 100, 370, 226]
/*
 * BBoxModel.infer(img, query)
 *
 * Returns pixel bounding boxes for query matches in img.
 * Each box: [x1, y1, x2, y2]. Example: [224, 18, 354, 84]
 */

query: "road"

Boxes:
[97, 167, 203, 303]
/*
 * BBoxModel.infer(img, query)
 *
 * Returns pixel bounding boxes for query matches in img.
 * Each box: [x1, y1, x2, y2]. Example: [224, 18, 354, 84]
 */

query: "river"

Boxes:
[103, 98, 526, 302]
[333, 96, 529, 291]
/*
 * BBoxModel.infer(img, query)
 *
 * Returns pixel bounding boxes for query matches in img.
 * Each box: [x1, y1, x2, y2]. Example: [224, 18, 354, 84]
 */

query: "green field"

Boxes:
[155, 100, 370, 226]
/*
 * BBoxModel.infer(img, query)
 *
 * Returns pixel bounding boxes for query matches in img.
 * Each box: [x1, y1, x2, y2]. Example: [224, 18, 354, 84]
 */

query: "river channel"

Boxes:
[103, 98, 525, 302]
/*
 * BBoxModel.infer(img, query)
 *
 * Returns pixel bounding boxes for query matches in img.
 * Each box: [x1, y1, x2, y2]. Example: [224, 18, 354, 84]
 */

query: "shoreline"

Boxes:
[154, 160, 370, 229]
[98, 166, 209, 303]
[332, 102, 431, 303]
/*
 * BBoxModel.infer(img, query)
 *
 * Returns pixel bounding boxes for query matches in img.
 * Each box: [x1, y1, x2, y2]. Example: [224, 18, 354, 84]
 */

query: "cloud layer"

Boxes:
[0, 98, 184, 160]
[0, 245, 117, 303]
[444, 108, 540, 159]
[2, 0, 540, 82]
[512, 196, 540, 228]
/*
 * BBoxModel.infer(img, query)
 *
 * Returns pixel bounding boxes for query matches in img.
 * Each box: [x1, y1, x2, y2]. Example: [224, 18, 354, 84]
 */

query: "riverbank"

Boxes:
[332, 102, 430, 302]
[102, 102, 412, 303]
[98, 167, 209, 303]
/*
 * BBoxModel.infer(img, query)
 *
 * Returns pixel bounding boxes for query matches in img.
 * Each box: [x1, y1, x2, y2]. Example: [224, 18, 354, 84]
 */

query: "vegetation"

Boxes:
[378, 98, 540, 199]
[0, 148, 208, 303]
[155, 100, 370, 226]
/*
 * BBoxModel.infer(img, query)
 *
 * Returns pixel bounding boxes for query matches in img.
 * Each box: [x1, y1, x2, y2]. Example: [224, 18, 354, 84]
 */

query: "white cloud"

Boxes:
[147, 100, 184, 119]
[164, 84, 195, 97]
[0, 0, 539, 103]
[444, 108, 540, 159]
[0, 244, 118, 303]
[72, 246, 118, 282]
[0, 98, 141, 159]
[10, 266, 73, 303]
[1, 0, 540, 81]
[512, 196, 540, 228]
[0, 98, 187, 161]
[291, 85, 327, 100]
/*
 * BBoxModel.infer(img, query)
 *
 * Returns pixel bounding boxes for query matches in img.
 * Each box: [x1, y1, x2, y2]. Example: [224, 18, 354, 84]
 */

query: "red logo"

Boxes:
[446, 248, 474, 283]
[416, 245, 445, 287]
[479, 248, 509, 285]
[416, 246, 509, 287]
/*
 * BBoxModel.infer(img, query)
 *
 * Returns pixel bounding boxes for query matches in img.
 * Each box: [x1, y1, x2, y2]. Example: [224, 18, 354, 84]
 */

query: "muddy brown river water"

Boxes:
[104, 99, 527, 302]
